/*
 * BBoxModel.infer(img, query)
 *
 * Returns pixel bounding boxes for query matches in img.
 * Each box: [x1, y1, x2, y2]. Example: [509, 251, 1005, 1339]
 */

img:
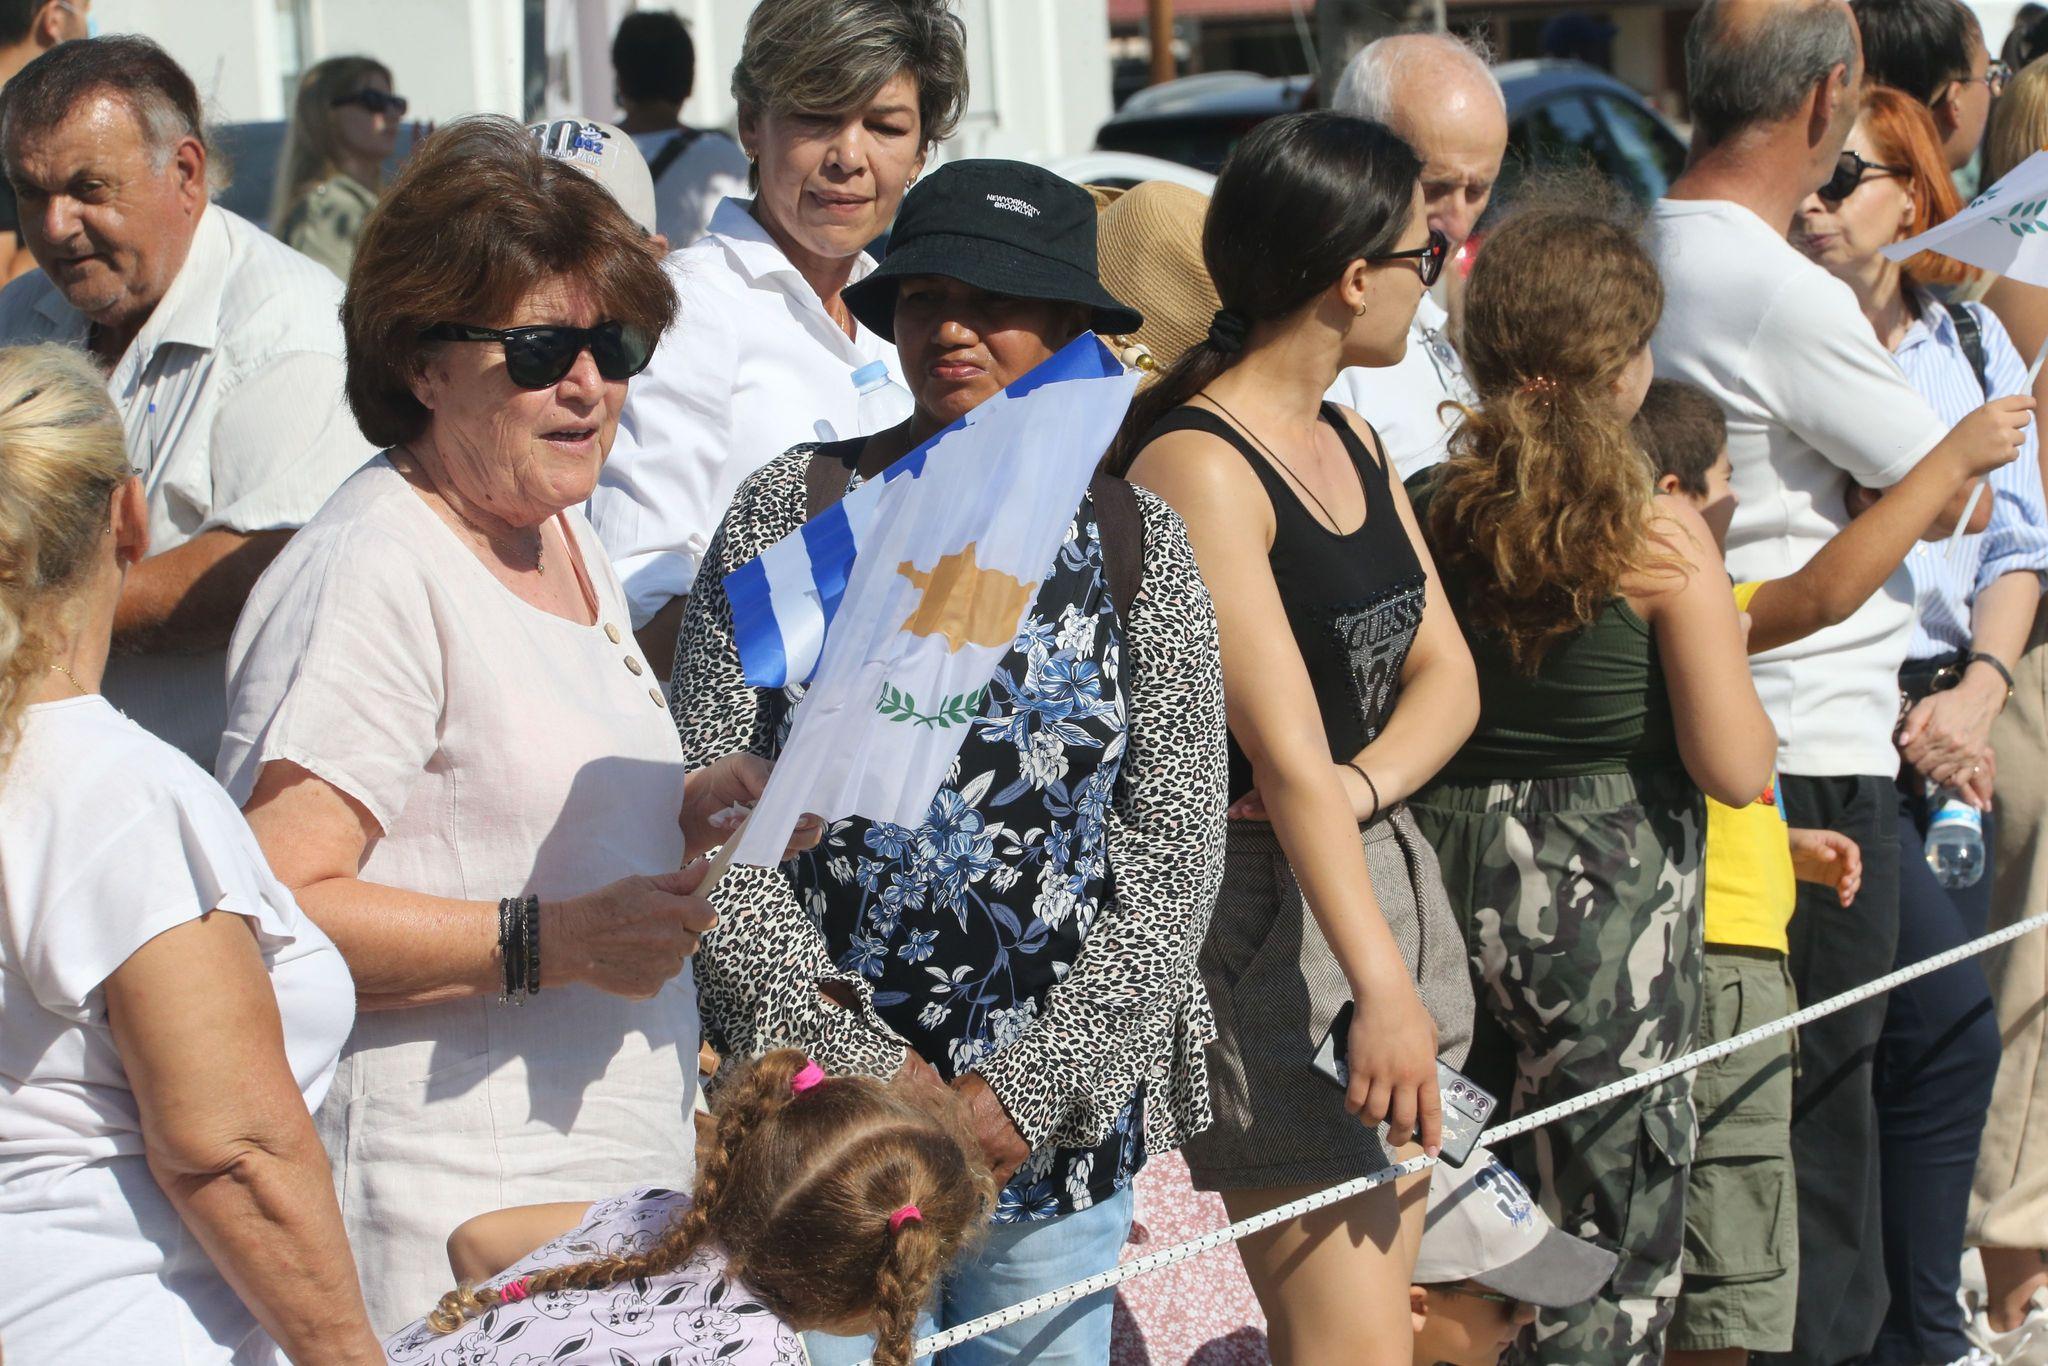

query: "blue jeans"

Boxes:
[803, 1182, 1134, 1366]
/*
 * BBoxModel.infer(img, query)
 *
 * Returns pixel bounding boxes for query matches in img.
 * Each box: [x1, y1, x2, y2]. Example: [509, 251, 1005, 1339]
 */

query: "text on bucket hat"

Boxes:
[527, 118, 661, 238]
[842, 159, 1143, 343]
[1413, 1146, 1619, 1310]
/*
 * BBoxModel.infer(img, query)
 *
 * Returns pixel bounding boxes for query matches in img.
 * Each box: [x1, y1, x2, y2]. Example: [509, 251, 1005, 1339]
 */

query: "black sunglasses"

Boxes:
[1819, 151, 1908, 204]
[332, 88, 409, 117]
[1369, 228, 1450, 288]
[419, 321, 658, 389]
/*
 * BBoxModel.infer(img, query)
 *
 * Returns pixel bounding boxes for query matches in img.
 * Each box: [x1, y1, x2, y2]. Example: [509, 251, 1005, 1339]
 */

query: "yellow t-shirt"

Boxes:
[1703, 582, 1796, 954]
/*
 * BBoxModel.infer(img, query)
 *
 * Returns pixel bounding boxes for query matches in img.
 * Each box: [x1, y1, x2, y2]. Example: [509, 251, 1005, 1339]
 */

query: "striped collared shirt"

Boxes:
[1893, 295, 2048, 661]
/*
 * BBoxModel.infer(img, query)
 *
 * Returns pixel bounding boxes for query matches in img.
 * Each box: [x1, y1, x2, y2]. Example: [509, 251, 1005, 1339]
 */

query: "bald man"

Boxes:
[1326, 33, 1506, 480]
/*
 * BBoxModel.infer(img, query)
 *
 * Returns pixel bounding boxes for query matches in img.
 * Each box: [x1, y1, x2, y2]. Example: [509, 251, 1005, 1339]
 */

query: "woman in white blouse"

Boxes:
[219, 120, 780, 1332]
[0, 344, 379, 1363]
[587, 0, 969, 671]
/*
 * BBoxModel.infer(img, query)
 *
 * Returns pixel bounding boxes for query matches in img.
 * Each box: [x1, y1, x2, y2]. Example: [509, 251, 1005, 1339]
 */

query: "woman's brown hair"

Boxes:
[341, 116, 679, 449]
[1426, 190, 1675, 672]
[425, 1051, 994, 1366]
[1859, 84, 1979, 290]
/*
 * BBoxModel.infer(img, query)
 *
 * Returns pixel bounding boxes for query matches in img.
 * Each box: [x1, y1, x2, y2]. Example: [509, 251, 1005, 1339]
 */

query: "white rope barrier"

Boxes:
[873, 908, 2048, 1362]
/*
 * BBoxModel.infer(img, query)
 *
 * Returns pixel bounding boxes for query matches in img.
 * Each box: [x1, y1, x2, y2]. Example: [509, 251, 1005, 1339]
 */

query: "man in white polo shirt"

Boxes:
[1649, 3, 2031, 1363]
[0, 36, 371, 763]
[1325, 32, 1505, 481]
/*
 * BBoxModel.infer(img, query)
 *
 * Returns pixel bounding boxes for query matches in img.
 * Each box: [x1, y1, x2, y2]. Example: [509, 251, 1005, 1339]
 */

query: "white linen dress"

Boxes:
[219, 457, 697, 1333]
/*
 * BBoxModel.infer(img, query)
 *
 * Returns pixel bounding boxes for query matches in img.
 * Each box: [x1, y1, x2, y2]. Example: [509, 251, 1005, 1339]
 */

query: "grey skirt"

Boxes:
[1183, 806, 1475, 1191]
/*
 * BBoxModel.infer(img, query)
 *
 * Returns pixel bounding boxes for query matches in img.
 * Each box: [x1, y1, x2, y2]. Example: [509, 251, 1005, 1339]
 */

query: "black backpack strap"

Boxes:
[1089, 473, 1144, 619]
[646, 127, 707, 184]
[1945, 300, 1991, 397]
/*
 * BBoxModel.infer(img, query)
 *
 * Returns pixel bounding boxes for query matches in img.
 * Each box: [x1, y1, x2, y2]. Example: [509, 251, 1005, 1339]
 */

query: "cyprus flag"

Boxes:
[727, 334, 1140, 867]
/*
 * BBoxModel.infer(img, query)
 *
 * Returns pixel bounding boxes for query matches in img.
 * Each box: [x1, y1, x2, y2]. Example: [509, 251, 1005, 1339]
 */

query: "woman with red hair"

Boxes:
[1793, 84, 2048, 1366]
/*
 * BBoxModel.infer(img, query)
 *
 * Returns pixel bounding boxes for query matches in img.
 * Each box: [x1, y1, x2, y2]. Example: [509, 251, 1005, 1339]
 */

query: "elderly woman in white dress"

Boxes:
[220, 119, 777, 1332]
[0, 344, 380, 1363]
[587, 0, 968, 671]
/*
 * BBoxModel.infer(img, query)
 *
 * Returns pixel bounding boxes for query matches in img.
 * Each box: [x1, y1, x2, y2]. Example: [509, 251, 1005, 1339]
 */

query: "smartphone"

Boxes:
[1310, 999, 1496, 1168]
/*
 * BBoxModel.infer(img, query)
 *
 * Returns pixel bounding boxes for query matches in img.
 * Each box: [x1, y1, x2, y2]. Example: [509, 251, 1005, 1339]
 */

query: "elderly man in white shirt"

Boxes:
[0, 35, 371, 764]
[1325, 33, 1506, 482]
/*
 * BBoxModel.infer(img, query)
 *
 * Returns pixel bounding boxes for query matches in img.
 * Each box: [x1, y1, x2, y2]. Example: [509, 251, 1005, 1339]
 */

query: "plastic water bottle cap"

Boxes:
[852, 361, 891, 392]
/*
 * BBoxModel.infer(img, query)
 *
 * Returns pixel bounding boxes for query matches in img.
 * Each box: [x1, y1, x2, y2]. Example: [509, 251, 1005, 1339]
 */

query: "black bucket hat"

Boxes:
[843, 159, 1144, 343]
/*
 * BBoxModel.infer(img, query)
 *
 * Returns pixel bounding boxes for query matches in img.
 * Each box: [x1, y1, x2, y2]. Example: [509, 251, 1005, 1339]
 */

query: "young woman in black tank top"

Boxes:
[1107, 112, 1480, 1366]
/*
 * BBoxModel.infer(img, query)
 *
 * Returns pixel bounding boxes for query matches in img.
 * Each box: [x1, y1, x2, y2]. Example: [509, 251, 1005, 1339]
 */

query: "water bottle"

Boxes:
[852, 360, 915, 436]
[1924, 788, 1986, 889]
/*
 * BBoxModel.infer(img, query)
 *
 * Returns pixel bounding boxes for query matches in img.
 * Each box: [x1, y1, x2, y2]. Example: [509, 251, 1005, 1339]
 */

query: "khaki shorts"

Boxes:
[1670, 945, 1800, 1354]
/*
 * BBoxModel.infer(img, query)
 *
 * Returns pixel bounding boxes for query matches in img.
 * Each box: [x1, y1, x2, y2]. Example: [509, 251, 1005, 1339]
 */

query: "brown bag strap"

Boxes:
[1089, 473, 1143, 619]
[804, 448, 1143, 618]
[803, 441, 862, 520]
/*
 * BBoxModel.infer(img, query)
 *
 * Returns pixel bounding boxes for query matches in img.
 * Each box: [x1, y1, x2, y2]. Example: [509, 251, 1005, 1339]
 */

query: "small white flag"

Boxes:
[728, 334, 1140, 867]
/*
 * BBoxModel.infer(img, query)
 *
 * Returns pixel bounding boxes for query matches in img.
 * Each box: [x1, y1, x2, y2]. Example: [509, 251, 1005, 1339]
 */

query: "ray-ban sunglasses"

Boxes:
[419, 321, 659, 390]
[1370, 228, 1450, 288]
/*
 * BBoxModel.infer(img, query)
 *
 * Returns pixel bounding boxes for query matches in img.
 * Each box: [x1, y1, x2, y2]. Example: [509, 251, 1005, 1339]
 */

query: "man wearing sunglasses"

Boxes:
[0, 0, 89, 283]
[1852, 0, 2002, 172]
[1325, 32, 1506, 482]
[1651, 4, 2035, 1365]
[0, 35, 373, 763]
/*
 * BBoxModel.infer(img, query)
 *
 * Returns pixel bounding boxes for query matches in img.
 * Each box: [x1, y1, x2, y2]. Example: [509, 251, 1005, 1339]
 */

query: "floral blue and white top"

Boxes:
[382, 1187, 804, 1366]
[673, 444, 1228, 1221]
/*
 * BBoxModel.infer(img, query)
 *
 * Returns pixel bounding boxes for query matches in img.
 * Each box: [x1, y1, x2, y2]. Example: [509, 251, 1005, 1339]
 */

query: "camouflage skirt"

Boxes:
[1410, 768, 1705, 1366]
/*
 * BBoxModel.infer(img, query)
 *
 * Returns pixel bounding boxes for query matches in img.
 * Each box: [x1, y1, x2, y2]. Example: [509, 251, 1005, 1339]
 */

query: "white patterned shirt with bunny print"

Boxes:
[381, 1188, 809, 1366]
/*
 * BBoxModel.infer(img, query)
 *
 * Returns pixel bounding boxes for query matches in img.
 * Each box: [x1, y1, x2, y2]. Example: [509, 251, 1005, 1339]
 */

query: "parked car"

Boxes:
[1044, 150, 1217, 195]
[1093, 58, 1684, 217]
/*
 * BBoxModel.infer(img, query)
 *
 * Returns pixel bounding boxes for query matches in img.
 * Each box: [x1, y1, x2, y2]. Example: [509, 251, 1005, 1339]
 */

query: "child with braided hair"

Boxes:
[381, 1050, 994, 1366]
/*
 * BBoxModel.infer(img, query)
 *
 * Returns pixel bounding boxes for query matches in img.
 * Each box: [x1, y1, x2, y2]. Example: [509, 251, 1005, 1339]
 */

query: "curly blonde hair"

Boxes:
[424, 1051, 994, 1366]
[1427, 191, 1677, 672]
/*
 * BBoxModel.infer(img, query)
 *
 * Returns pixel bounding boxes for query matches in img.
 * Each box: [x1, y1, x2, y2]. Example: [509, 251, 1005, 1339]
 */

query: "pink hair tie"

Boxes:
[889, 1204, 923, 1233]
[789, 1060, 828, 1097]
[498, 1277, 532, 1304]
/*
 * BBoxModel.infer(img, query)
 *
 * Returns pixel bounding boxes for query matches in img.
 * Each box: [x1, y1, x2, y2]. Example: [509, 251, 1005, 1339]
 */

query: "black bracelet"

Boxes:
[522, 895, 541, 996]
[497, 897, 520, 1004]
[1967, 650, 2016, 700]
[1344, 760, 1381, 823]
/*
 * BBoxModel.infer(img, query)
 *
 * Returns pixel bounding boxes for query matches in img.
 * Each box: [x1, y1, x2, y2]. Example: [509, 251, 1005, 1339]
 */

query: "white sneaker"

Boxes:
[1965, 1296, 2048, 1366]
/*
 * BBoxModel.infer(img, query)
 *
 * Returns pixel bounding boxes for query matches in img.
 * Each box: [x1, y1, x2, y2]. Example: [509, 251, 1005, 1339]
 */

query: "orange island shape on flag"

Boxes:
[896, 542, 1038, 652]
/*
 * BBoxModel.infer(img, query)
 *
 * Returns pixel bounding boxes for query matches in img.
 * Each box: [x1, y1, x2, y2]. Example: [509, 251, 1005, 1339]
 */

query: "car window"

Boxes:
[1511, 95, 1611, 177]
[1591, 93, 1687, 201]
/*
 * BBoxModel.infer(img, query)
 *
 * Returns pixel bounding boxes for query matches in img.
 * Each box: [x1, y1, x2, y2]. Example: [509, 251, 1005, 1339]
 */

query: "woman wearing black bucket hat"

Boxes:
[671, 159, 1228, 1366]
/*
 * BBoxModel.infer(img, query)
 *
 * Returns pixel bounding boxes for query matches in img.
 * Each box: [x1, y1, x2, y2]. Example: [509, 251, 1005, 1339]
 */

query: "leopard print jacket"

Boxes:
[670, 447, 1227, 1158]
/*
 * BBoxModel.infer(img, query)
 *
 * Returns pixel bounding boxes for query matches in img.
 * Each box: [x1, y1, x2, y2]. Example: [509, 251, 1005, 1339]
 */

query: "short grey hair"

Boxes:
[731, 0, 968, 148]
[1331, 32, 1504, 126]
[1685, 0, 1859, 147]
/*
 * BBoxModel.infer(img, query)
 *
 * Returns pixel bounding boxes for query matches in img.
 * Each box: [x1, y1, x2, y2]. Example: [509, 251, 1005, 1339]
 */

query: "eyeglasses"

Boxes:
[1369, 228, 1450, 288]
[331, 88, 410, 117]
[1962, 60, 2014, 97]
[1818, 151, 1908, 204]
[1438, 1283, 1523, 1314]
[419, 321, 659, 389]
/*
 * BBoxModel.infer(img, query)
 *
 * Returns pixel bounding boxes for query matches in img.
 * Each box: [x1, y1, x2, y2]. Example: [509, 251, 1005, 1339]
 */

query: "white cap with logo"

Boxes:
[526, 118, 660, 238]
[1414, 1145, 1620, 1309]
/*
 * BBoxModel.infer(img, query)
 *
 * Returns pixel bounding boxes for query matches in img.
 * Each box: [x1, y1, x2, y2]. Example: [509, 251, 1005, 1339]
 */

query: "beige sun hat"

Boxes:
[1090, 180, 1220, 381]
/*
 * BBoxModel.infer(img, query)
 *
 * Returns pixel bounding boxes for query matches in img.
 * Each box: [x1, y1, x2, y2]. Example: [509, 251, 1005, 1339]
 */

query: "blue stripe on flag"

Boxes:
[726, 553, 789, 689]
[801, 500, 860, 634]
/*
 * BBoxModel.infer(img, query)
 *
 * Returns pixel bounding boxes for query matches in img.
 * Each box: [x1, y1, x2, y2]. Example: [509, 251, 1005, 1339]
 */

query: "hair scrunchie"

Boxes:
[1206, 308, 1250, 354]
[789, 1059, 828, 1097]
